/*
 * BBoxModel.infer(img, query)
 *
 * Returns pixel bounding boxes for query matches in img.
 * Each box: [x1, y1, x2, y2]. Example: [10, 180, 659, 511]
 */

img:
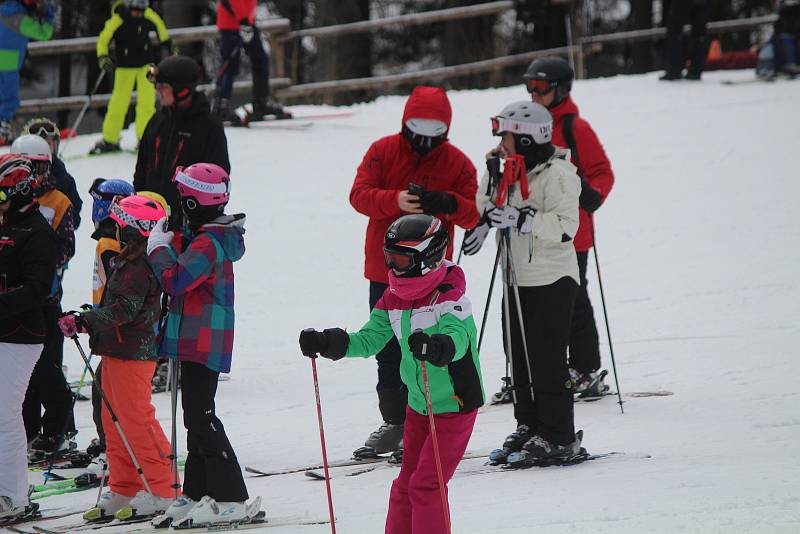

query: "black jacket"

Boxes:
[134, 92, 230, 226]
[51, 157, 82, 230]
[0, 208, 58, 344]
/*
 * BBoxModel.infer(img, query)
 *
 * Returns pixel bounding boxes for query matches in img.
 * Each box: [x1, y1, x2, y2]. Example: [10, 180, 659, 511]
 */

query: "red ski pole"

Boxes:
[420, 359, 452, 534]
[310, 356, 337, 533]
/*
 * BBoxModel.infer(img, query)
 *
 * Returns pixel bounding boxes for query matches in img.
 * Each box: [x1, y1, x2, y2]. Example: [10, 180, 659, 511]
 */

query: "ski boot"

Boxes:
[84, 491, 132, 521]
[212, 97, 244, 126]
[152, 495, 195, 528]
[353, 422, 404, 459]
[85, 437, 103, 458]
[115, 490, 173, 520]
[489, 424, 532, 465]
[249, 99, 292, 122]
[0, 497, 40, 523]
[28, 433, 77, 464]
[570, 369, 609, 400]
[0, 120, 13, 147]
[490, 376, 514, 405]
[507, 430, 585, 468]
[89, 140, 122, 155]
[173, 495, 263, 529]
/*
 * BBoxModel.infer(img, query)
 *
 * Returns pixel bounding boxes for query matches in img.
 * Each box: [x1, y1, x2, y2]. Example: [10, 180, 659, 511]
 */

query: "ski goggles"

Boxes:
[526, 79, 557, 95]
[89, 178, 121, 202]
[383, 248, 417, 273]
[0, 176, 33, 202]
[26, 121, 58, 138]
[108, 201, 160, 234]
[490, 116, 553, 143]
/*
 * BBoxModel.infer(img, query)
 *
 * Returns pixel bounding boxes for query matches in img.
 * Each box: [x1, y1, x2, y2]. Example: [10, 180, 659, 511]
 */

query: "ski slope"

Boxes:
[24, 68, 800, 532]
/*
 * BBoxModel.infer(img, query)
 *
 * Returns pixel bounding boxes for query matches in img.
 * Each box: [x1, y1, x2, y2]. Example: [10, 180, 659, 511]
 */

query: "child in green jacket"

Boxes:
[300, 214, 484, 534]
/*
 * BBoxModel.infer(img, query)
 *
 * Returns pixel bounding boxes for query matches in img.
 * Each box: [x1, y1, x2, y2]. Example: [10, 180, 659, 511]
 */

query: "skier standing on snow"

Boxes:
[145, 163, 258, 528]
[520, 57, 615, 398]
[468, 101, 583, 461]
[0, 154, 57, 522]
[10, 135, 76, 461]
[349, 86, 479, 457]
[21, 118, 83, 229]
[58, 195, 177, 522]
[91, 0, 175, 154]
[134, 55, 230, 228]
[0, 0, 54, 146]
[299, 214, 484, 534]
[212, 0, 290, 123]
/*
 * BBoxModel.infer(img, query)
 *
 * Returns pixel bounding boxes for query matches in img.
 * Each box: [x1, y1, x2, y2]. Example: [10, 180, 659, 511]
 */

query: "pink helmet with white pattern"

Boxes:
[109, 195, 167, 237]
[172, 163, 230, 207]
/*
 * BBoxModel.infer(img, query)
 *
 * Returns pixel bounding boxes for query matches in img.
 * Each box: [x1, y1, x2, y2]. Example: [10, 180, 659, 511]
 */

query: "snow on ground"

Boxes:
[24, 68, 800, 532]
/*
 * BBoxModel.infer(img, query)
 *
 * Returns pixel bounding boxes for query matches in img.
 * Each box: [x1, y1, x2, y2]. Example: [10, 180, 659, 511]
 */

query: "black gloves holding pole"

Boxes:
[408, 330, 455, 367]
[299, 328, 349, 360]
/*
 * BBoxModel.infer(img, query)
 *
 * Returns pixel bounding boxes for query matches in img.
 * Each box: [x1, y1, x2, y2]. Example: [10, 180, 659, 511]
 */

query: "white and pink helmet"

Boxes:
[172, 163, 231, 208]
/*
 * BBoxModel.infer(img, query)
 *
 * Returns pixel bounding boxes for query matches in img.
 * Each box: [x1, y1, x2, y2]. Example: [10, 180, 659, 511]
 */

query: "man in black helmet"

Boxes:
[134, 55, 230, 227]
[520, 56, 615, 399]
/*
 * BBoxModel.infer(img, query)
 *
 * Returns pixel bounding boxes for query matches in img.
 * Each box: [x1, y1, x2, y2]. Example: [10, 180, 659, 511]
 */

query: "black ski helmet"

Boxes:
[523, 57, 574, 107]
[152, 56, 201, 102]
[384, 214, 449, 277]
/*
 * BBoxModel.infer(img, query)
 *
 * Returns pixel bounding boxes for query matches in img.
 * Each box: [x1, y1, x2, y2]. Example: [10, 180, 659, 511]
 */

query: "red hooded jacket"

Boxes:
[549, 96, 615, 252]
[350, 87, 479, 284]
[216, 0, 256, 31]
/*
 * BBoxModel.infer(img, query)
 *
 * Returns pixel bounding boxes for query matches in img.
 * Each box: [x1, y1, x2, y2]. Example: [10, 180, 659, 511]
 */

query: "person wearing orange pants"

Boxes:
[59, 195, 177, 521]
[101, 357, 174, 501]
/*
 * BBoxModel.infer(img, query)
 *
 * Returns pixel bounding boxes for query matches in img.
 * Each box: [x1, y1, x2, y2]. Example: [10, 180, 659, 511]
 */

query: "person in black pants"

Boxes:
[661, 0, 709, 80]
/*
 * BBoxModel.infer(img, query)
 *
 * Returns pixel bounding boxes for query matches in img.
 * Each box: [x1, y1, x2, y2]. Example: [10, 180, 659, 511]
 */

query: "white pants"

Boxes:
[0, 342, 42, 506]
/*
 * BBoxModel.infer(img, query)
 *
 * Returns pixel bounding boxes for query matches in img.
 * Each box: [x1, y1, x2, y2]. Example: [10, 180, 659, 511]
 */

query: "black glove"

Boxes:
[408, 330, 456, 367]
[579, 179, 603, 213]
[299, 328, 348, 360]
[421, 191, 457, 215]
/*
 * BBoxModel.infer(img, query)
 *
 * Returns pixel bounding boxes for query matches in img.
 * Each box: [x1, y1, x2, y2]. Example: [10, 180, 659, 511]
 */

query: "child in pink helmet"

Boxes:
[145, 163, 258, 528]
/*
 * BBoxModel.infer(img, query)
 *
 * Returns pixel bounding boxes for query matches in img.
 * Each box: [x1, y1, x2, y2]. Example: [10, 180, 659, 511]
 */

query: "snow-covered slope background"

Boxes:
[23, 69, 800, 532]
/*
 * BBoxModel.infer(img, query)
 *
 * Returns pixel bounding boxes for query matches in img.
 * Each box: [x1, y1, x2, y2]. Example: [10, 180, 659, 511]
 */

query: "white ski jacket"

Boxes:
[475, 148, 581, 287]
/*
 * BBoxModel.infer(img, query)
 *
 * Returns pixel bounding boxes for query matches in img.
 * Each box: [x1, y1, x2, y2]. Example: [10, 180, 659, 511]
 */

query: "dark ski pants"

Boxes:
[92, 361, 106, 452]
[23, 303, 74, 441]
[502, 277, 577, 446]
[370, 282, 407, 426]
[216, 29, 271, 103]
[664, 0, 709, 77]
[180, 360, 248, 503]
[568, 250, 602, 373]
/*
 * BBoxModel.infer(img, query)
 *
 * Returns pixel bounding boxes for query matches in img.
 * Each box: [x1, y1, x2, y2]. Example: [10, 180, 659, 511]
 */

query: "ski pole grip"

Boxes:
[486, 157, 502, 187]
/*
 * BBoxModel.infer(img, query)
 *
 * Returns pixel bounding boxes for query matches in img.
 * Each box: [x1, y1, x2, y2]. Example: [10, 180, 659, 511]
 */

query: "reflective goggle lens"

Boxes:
[28, 122, 57, 137]
[491, 117, 501, 136]
[0, 190, 8, 203]
[383, 248, 415, 272]
[526, 79, 555, 95]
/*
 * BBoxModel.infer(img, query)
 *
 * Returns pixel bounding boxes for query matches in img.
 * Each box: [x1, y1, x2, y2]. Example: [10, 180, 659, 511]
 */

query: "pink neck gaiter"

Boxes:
[388, 264, 448, 301]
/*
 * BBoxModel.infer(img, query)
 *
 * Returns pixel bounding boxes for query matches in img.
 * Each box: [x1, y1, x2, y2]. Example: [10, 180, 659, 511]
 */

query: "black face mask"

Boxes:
[402, 125, 445, 156]
[181, 197, 223, 231]
[513, 135, 555, 169]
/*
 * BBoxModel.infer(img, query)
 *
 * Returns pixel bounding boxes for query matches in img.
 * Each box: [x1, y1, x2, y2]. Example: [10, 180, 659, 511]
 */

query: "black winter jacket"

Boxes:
[133, 92, 230, 226]
[0, 208, 58, 344]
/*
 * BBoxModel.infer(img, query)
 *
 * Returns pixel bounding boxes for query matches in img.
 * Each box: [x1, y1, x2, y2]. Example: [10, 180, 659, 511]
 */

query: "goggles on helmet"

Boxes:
[491, 116, 552, 144]
[89, 178, 120, 202]
[26, 121, 58, 138]
[383, 248, 417, 273]
[109, 201, 160, 234]
[526, 79, 557, 95]
[173, 169, 229, 197]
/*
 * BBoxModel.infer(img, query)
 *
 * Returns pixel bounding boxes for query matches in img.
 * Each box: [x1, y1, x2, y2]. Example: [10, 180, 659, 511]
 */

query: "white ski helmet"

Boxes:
[491, 101, 553, 146]
[10, 134, 52, 180]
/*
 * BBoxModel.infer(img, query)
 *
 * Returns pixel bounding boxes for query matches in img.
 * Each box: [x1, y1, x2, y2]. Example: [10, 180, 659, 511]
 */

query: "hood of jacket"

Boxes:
[548, 95, 579, 122]
[198, 213, 246, 262]
[401, 86, 453, 133]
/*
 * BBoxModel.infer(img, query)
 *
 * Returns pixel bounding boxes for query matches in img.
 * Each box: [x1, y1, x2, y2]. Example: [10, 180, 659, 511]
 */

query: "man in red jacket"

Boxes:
[349, 86, 479, 456]
[213, 0, 289, 123]
[523, 57, 615, 398]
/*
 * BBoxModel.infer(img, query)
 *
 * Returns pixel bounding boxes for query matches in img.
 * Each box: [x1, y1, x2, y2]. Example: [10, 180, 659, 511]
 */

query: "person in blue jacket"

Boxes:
[0, 0, 55, 146]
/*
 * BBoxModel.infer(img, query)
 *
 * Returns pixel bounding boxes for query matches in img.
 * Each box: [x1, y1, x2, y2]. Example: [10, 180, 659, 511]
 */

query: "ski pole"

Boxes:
[168, 359, 180, 499]
[309, 354, 336, 534]
[414, 331, 451, 534]
[59, 69, 107, 157]
[477, 244, 501, 353]
[590, 223, 624, 413]
[70, 335, 155, 496]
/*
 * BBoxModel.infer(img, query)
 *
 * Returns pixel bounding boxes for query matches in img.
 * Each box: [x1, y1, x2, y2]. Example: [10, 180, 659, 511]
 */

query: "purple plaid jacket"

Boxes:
[148, 214, 245, 373]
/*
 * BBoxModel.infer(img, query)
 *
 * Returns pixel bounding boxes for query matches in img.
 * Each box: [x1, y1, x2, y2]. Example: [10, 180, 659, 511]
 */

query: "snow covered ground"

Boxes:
[21, 68, 800, 532]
